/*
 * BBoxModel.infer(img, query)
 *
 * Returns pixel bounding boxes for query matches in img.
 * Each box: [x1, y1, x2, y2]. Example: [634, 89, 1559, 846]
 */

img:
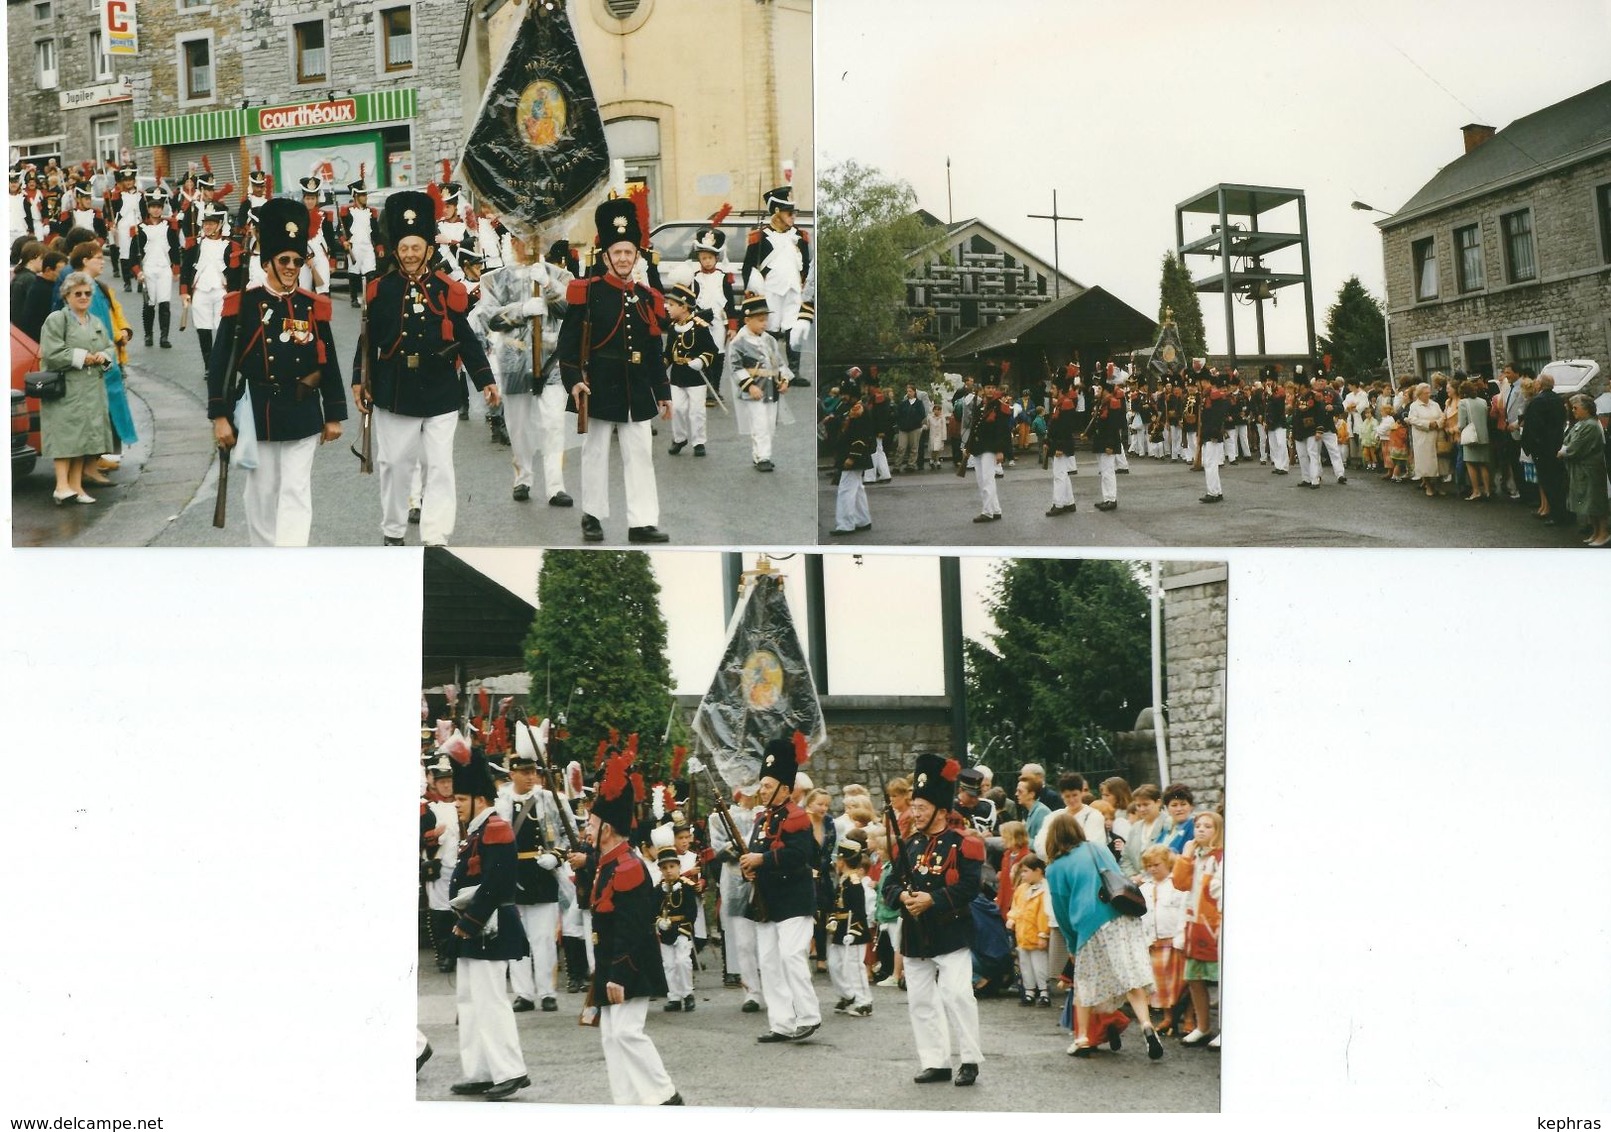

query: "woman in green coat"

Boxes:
[38, 270, 115, 503]
[1561, 394, 1608, 546]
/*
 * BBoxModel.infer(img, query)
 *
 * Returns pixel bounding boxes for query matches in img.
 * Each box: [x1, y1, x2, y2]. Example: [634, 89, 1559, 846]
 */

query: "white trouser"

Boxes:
[502, 387, 540, 490]
[834, 471, 870, 532]
[1098, 452, 1118, 503]
[975, 451, 1001, 515]
[580, 419, 658, 527]
[755, 915, 820, 1035]
[829, 940, 870, 1007]
[455, 957, 526, 1085]
[190, 287, 225, 332]
[376, 408, 457, 543]
[241, 434, 318, 547]
[1256, 423, 1269, 461]
[1319, 430, 1345, 478]
[745, 399, 778, 463]
[535, 380, 568, 497]
[883, 919, 902, 957]
[508, 901, 558, 1002]
[1202, 439, 1224, 497]
[1269, 426, 1289, 471]
[142, 269, 174, 305]
[720, 905, 762, 1000]
[660, 937, 693, 1000]
[1115, 445, 1129, 470]
[1050, 455, 1075, 507]
[863, 439, 891, 482]
[1129, 420, 1145, 454]
[1018, 947, 1049, 993]
[670, 385, 707, 447]
[560, 907, 595, 971]
[598, 997, 677, 1106]
[1237, 423, 1254, 458]
[1297, 435, 1318, 483]
[904, 948, 983, 1070]
[1148, 434, 1165, 458]
[1168, 424, 1183, 459]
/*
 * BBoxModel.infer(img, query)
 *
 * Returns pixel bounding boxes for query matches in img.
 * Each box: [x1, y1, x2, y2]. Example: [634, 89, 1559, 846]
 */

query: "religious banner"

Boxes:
[458, 0, 608, 236]
[691, 573, 826, 789]
[1148, 313, 1188, 379]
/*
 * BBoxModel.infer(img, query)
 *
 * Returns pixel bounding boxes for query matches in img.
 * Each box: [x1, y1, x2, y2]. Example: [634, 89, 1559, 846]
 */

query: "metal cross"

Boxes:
[1027, 190, 1083, 299]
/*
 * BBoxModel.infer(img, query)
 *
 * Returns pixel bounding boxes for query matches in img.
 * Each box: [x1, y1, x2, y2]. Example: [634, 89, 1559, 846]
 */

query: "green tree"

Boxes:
[1324, 276, 1387, 381]
[1158, 253, 1207, 360]
[818, 159, 935, 365]
[524, 551, 673, 774]
[964, 559, 1150, 776]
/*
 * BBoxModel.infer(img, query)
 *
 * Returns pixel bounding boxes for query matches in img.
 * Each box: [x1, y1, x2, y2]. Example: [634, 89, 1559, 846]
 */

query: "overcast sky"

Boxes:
[818, 0, 1611, 356]
[454, 548, 1039, 696]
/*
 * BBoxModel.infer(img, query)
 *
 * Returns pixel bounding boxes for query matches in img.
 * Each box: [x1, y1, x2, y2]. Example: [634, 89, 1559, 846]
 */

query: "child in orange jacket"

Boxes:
[1006, 854, 1052, 1007]
[1171, 811, 1223, 1048]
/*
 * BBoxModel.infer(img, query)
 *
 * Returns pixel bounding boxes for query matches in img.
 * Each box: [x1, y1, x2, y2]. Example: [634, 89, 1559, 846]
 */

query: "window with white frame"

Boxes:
[1500, 209, 1536, 283]
[1411, 236, 1437, 301]
[180, 34, 213, 101]
[36, 39, 58, 88]
[1454, 223, 1483, 293]
[89, 30, 113, 80]
[294, 20, 328, 84]
[380, 6, 413, 72]
[93, 118, 120, 166]
[1415, 343, 1450, 381]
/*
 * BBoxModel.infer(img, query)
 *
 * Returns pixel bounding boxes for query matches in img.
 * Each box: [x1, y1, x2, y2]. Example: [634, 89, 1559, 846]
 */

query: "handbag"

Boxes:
[24, 370, 66, 401]
[1435, 429, 1453, 454]
[1459, 422, 1478, 445]
[1086, 843, 1146, 917]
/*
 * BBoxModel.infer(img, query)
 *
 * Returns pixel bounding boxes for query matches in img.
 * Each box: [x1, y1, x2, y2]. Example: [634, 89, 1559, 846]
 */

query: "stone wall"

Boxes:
[1160, 561, 1227, 807]
[1382, 151, 1611, 377]
[136, 0, 245, 122]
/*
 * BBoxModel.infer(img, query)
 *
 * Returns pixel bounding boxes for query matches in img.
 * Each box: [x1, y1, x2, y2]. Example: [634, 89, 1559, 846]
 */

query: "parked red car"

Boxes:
[11, 325, 42, 478]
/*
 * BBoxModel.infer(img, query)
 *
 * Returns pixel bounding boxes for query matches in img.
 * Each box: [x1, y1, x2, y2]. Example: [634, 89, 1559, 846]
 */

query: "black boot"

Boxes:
[349, 273, 362, 307]
[197, 328, 214, 368]
[142, 300, 155, 346]
[562, 935, 590, 991]
[158, 302, 172, 347]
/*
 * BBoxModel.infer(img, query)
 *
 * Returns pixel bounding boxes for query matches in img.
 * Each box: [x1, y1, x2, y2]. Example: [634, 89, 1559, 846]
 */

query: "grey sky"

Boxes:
[818, 0, 1611, 358]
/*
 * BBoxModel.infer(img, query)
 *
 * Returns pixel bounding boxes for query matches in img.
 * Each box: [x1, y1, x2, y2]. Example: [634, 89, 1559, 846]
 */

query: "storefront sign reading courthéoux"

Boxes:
[255, 99, 358, 134]
[59, 77, 135, 111]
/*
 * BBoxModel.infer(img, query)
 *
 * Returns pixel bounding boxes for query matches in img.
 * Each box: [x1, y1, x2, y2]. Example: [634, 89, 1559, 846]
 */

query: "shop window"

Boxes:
[381, 7, 413, 72]
[294, 21, 327, 84]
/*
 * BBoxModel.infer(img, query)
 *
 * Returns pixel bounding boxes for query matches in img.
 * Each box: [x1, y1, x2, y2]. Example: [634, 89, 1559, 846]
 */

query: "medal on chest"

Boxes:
[280, 317, 313, 345]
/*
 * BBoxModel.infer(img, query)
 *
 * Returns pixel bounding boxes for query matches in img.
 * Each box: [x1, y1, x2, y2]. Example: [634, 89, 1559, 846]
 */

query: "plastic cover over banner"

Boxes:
[691, 573, 827, 789]
[459, 1, 609, 237]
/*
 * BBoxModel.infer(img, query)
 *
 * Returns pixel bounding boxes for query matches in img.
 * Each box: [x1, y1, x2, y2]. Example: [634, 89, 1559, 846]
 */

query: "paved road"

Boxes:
[816, 446, 1597, 549]
[11, 290, 818, 548]
[416, 946, 1219, 1111]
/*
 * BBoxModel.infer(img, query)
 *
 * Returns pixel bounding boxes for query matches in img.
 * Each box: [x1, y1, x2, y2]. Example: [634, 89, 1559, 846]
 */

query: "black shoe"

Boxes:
[540, 996, 557, 1012]
[483, 1075, 530, 1100]
[791, 1022, 820, 1040]
[581, 514, 604, 542]
[913, 1067, 952, 1084]
[548, 491, 573, 508]
[755, 459, 775, 472]
[669, 440, 687, 455]
[628, 526, 670, 543]
[684, 995, 695, 1012]
[1199, 493, 1222, 504]
[566, 981, 585, 993]
[382, 536, 405, 546]
[693, 444, 706, 457]
[741, 999, 762, 1013]
[512, 484, 530, 502]
[663, 1000, 683, 1012]
[1107, 1022, 1123, 1051]
[144, 335, 154, 348]
[757, 1030, 793, 1043]
[511, 997, 535, 1013]
[435, 957, 454, 973]
[416, 1040, 433, 1071]
[450, 1081, 494, 1095]
[159, 338, 172, 349]
[1116, 467, 1129, 474]
[458, 407, 470, 421]
[1272, 468, 1288, 475]
[972, 513, 993, 523]
[955, 1063, 978, 1087]
[408, 507, 421, 525]
[1337, 475, 1348, 484]
[723, 973, 741, 988]
[662, 1092, 684, 1106]
[1145, 1027, 1165, 1060]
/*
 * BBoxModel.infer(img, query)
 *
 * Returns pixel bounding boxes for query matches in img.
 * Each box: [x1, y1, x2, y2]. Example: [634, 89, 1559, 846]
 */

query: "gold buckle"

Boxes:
[406, 355, 420, 369]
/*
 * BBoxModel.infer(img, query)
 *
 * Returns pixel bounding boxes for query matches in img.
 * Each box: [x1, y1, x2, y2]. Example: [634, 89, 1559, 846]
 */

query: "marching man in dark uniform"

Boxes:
[588, 741, 683, 1105]
[443, 736, 530, 1101]
[967, 383, 1012, 522]
[500, 735, 576, 1014]
[1264, 373, 1290, 475]
[738, 733, 823, 1043]
[207, 198, 347, 546]
[1045, 384, 1080, 517]
[556, 198, 672, 544]
[1198, 371, 1229, 504]
[888, 751, 985, 1087]
[352, 189, 499, 546]
[827, 374, 878, 535]
[1089, 373, 1127, 511]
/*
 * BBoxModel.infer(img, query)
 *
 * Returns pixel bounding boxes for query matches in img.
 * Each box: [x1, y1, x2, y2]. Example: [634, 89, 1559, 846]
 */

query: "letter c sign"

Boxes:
[106, 0, 130, 34]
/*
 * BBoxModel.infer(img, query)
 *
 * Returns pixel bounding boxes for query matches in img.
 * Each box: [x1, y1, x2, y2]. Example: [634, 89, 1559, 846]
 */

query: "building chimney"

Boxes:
[1462, 123, 1496, 154]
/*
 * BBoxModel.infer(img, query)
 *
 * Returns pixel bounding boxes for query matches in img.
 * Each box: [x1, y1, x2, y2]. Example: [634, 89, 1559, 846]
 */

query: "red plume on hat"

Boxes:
[600, 747, 631, 803]
[793, 730, 809, 767]
[595, 738, 609, 769]
[708, 202, 732, 227]
[477, 688, 490, 719]
[627, 183, 651, 248]
[440, 730, 472, 766]
[487, 716, 509, 755]
[670, 745, 687, 780]
[630, 771, 646, 801]
[941, 758, 961, 783]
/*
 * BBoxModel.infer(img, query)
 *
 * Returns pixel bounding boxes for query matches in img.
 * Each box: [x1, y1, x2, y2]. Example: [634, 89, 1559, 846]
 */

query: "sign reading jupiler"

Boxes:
[59, 77, 135, 110]
[256, 99, 358, 133]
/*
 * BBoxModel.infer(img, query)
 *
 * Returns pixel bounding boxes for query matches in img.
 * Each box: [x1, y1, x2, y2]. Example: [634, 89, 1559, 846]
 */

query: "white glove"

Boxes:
[789, 321, 810, 351]
[536, 851, 560, 871]
[521, 296, 545, 318]
[656, 917, 672, 933]
[688, 358, 704, 373]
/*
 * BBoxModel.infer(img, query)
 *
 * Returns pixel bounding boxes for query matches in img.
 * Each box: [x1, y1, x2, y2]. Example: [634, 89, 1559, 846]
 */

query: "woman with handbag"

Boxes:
[1458, 379, 1493, 501]
[37, 270, 115, 503]
[1044, 809, 1163, 1061]
[1172, 810, 1224, 1049]
[63, 239, 136, 482]
[1406, 383, 1444, 498]
[1560, 394, 1609, 547]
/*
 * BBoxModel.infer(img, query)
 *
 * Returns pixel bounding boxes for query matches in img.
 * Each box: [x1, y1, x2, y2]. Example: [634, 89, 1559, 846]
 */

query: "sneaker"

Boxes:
[876, 975, 900, 988]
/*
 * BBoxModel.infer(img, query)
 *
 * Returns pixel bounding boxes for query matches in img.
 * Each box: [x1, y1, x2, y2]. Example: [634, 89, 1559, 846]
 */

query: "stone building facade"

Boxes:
[1379, 81, 1611, 382]
[6, 0, 137, 172]
[1159, 561, 1227, 807]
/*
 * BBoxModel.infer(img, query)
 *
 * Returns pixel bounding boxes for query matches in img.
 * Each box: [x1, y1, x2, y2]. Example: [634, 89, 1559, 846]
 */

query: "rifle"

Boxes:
[575, 304, 591, 434]
[211, 257, 263, 529]
[873, 751, 928, 955]
[688, 752, 767, 923]
[351, 271, 373, 473]
[521, 719, 579, 851]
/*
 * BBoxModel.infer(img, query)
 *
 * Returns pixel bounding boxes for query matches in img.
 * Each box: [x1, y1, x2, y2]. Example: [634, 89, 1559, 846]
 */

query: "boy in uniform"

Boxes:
[662, 281, 719, 458]
[654, 834, 700, 1012]
[726, 293, 792, 471]
[179, 203, 232, 367]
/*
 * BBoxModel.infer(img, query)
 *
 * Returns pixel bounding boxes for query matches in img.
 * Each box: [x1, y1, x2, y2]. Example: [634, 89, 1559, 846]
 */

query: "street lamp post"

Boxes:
[1351, 201, 1397, 390]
